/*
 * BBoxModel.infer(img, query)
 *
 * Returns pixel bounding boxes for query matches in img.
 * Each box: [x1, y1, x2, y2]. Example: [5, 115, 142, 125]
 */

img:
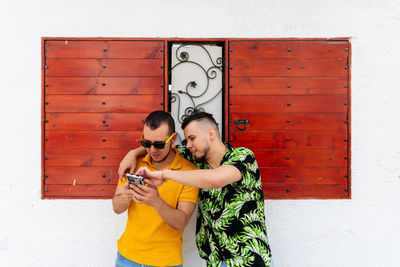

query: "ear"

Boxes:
[208, 128, 216, 141]
[171, 133, 177, 144]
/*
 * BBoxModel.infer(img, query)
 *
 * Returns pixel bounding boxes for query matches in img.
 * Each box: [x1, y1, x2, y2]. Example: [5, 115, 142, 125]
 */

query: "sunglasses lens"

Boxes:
[153, 142, 165, 149]
[140, 140, 152, 148]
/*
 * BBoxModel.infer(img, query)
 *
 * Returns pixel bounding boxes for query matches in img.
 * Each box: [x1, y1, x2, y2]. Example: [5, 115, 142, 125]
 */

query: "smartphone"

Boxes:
[126, 173, 145, 186]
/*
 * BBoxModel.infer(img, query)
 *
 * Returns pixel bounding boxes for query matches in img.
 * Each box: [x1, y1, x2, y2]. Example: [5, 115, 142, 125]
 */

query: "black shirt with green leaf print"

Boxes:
[176, 143, 272, 267]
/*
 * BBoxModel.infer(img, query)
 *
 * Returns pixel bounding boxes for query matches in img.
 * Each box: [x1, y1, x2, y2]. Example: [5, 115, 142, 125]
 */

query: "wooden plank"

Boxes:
[45, 59, 163, 77]
[230, 95, 348, 113]
[45, 167, 118, 184]
[230, 77, 347, 95]
[45, 77, 163, 94]
[45, 95, 163, 112]
[44, 131, 141, 148]
[231, 131, 348, 149]
[230, 59, 348, 77]
[252, 149, 348, 167]
[45, 40, 164, 59]
[44, 148, 131, 167]
[230, 132, 347, 149]
[263, 185, 349, 199]
[45, 112, 147, 131]
[229, 113, 347, 131]
[260, 167, 348, 185]
[230, 41, 349, 59]
[44, 184, 116, 197]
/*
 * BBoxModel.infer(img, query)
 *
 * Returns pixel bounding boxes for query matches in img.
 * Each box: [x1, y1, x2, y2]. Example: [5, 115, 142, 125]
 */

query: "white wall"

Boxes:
[1, 0, 399, 266]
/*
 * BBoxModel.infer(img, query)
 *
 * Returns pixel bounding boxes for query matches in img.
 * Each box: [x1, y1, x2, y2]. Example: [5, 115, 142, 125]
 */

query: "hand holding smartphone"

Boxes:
[126, 173, 145, 186]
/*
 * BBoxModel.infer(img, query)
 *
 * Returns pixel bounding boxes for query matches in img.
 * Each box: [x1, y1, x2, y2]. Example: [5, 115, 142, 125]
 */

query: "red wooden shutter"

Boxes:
[42, 39, 165, 198]
[229, 40, 350, 199]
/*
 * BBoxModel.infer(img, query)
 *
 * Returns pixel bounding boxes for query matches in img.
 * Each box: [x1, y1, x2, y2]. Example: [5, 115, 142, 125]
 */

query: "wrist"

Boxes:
[162, 169, 170, 181]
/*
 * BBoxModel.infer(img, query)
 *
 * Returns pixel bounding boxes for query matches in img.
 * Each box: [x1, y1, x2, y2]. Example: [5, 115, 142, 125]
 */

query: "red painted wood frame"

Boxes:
[42, 37, 351, 199]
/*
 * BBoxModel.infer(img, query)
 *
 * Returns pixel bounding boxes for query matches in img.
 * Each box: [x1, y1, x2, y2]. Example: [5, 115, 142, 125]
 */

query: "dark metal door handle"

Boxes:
[234, 119, 250, 130]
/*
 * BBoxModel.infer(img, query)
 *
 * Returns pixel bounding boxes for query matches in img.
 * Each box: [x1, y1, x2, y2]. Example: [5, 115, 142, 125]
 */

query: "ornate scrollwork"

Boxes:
[171, 44, 223, 124]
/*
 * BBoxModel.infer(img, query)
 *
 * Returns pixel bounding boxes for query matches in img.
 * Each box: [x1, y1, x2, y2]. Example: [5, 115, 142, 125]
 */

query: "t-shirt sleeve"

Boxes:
[117, 177, 127, 187]
[222, 147, 257, 179]
[177, 158, 199, 203]
[178, 185, 199, 204]
[175, 145, 195, 164]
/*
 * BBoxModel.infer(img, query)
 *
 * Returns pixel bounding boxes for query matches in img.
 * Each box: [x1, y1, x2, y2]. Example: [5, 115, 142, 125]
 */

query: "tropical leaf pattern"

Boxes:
[177, 144, 272, 267]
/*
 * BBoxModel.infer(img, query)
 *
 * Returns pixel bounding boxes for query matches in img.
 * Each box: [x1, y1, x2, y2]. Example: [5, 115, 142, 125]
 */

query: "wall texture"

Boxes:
[0, 0, 399, 266]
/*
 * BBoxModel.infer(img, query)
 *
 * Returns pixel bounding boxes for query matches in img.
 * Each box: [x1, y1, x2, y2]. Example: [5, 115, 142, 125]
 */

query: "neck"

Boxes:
[152, 149, 176, 170]
[206, 141, 227, 169]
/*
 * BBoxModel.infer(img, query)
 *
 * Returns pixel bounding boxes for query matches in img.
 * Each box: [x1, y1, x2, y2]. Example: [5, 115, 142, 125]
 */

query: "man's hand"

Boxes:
[130, 184, 162, 207]
[118, 181, 136, 200]
[112, 181, 135, 214]
[136, 167, 164, 186]
[118, 150, 137, 182]
[118, 147, 147, 182]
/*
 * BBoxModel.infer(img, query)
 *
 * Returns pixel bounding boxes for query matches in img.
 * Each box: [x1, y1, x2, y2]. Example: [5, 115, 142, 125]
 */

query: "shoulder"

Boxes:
[228, 147, 255, 161]
[174, 150, 198, 170]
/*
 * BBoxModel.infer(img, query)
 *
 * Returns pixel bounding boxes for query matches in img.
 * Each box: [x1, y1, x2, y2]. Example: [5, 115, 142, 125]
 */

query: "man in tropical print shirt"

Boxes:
[121, 112, 273, 267]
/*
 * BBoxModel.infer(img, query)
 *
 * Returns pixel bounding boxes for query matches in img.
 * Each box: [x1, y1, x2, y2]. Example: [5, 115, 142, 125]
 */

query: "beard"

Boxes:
[152, 144, 172, 163]
[193, 144, 210, 163]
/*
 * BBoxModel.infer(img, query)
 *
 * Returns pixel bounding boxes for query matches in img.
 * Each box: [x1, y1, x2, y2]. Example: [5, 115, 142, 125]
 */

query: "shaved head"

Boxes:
[181, 111, 220, 136]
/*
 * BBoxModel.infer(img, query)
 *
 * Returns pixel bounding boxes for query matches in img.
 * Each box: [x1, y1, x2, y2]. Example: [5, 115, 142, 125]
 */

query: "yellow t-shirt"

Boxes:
[117, 149, 199, 266]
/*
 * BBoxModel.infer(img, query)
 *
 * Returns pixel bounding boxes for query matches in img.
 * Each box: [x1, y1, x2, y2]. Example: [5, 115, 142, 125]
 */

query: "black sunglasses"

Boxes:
[139, 133, 175, 149]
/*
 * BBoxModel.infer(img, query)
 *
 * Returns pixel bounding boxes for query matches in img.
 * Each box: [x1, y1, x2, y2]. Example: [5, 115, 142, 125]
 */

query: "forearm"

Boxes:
[153, 200, 191, 231]
[129, 146, 146, 157]
[112, 194, 131, 214]
[163, 168, 231, 189]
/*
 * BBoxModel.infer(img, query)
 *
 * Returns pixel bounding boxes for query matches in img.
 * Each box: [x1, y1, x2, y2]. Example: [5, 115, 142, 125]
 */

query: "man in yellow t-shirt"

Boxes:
[112, 111, 199, 267]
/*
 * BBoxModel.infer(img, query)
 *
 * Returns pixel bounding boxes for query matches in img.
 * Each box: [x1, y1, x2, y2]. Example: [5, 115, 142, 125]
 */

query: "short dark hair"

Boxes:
[181, 111, 218, 130]
[144, 110, 175, 135]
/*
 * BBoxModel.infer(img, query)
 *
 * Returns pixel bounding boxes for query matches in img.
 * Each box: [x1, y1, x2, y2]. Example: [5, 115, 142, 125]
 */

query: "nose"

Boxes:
[150, 145, 159, 153]
[185, 140, 192, 149]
